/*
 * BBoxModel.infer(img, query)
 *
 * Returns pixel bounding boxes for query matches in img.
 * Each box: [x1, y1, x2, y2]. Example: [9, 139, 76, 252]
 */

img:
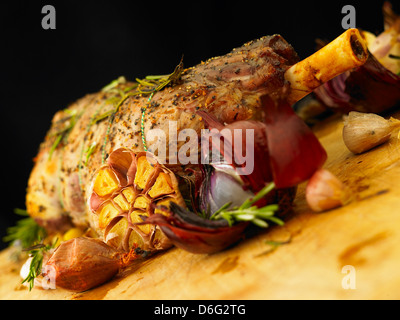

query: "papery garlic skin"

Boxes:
[20, 257, 44, 289]
[306, 169, 350, 212]
[20, 257, 33, 286]
[343, 111, 400, 154]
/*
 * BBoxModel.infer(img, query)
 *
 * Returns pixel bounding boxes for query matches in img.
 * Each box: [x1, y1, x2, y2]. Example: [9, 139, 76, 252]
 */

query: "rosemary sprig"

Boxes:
[136, 57, 184, 95]
[389, 54, 400, 60]
[101, 76, 127, 92]
[21, 243, 53, 291]
[3, 209, 52, 290]
[3, 209, 47, 249]
[83, 141, 97, 166]
[211, 182, 283, 228]
[139, 59, 185, 151]
[100, 91, 138, 163]
[48, 109, 80, 160]
[91, 109, 114, 125]
[82, 59, 186, 163]
[254, 238, 292, 258]
[48, 134, 63, 160]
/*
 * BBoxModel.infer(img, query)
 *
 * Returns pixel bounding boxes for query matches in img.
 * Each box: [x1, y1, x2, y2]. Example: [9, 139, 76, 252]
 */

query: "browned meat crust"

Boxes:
[26, 35, 299, 232]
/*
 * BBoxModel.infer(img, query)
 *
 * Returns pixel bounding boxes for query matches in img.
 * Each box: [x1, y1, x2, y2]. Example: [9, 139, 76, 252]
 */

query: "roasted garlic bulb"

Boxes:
[88, 148, 186, 252]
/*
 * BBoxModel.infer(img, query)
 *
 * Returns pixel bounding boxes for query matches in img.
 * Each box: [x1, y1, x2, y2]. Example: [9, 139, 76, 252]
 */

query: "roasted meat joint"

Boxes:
[6, 27, 371, 292]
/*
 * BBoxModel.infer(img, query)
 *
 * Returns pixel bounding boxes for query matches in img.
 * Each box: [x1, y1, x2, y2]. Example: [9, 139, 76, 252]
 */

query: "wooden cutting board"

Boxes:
[1, 110, 400, 300]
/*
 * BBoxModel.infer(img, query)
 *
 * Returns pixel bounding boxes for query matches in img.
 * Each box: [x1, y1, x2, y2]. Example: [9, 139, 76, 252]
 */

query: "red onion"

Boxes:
[139, 94, 326, 254]
[199, 94, 326, 193]
[139, 202, 249, 254]
[199, 167, 254, 216]
[314, 54, 400, 113]
[96, 81, 327, 256]
[314, 3, 400, 114]
[261, 95, 327, 188]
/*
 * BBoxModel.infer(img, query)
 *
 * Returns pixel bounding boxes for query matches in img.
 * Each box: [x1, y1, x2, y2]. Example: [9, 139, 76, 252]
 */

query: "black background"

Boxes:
[0, 0, 398, 249]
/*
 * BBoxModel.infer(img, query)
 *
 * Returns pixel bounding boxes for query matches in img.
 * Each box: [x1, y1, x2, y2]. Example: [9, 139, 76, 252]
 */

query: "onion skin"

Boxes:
[167, 95, 326, 254]
[262, 95, 327, 188]
[200, 169, 254, 214]
[198, 110, 273, 194]
[314, 51, 400, 114]
[344, 54, 400, 113]
[138, 203, 249, 254]
[159, 222, 248, 254]
[198, 94, 327, 190]
[313, 3, 400, 114]
[137, 93, 326, 255]
[139, 186, 297, 254]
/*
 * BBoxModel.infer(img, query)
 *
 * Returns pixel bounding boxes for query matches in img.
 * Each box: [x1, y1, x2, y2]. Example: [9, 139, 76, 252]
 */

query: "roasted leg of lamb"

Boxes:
[26, 29, 367, 255]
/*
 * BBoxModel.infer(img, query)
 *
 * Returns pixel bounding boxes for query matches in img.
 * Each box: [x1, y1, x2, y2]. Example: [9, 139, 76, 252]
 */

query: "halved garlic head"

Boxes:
[88, 148, 186, 252]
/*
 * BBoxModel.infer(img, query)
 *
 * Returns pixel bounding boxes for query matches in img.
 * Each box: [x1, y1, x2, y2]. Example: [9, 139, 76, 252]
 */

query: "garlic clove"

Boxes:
[342, 111, 400, 154]
[20, 257, 33, 284]
[306, 169, 350, 212]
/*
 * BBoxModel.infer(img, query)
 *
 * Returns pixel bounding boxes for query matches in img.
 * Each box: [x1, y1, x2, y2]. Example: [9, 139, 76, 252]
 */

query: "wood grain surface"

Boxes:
[1, 111, 400, 300]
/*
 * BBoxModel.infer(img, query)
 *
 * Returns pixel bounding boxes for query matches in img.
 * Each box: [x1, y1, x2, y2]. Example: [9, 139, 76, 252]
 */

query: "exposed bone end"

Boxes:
[285, 28, 368, 105]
